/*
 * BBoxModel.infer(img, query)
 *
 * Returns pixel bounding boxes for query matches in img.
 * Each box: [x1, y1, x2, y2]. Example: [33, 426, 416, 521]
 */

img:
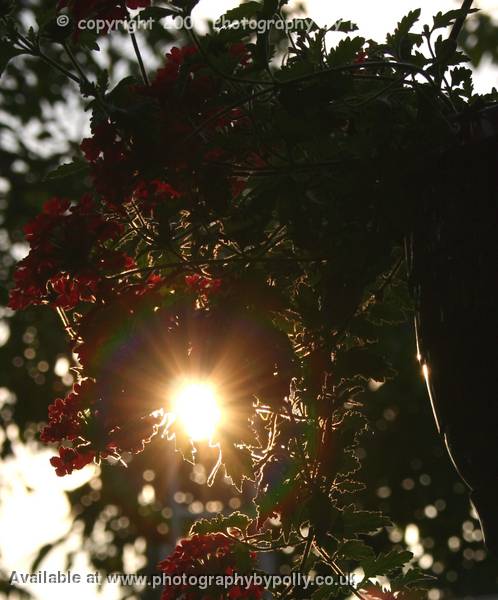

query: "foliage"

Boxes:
[1, 0, 497, 599]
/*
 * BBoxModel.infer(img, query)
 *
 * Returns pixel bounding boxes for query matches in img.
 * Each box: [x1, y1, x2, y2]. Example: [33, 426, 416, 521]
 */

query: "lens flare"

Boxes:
[171, 380, 221, 441]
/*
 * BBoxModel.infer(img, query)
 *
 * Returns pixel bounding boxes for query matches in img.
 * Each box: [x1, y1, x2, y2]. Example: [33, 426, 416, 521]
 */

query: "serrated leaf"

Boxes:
[338, 539, 376, 561]
[339, 505, 392, 537]
[328, 36, 366, 67]
[433, 8, 478, 31]
[173, 429, 195, 463]
[44, 159, 89, 181]
[331, 19, 359, 34]
[189, 511, 252, 535]
[333, 348, 395, 383]
[261, 0, 278, 17]
[338, 449, 361, 479]
[223, 2, 262, 23]
[361, 550, 413, 580]
[138, 6, 180, 21]
[222, 446, 255, 491]
[391, 567, 436, 591]
[334, 479, 367, 495]
[391, 9, 422, 38]
[386, 10, 423, 59]
[451, 66, 474, 97]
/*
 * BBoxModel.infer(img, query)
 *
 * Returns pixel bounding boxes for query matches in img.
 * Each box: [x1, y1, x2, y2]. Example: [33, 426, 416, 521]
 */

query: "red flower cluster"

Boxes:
[354, 50, 368, 64]
[43, 376, 163, 476]
[79, 43, 252, 215]
[10, 41, 262, 478]
[139, 45, 221, 170]
[8, 195, 133, 310]
[133, 179, 181, 215]
[81, 122, 138, 206]
[58, 0, 150, 27]
[158, 534, 264, 600]
[41, 379, 93, 444]
[50, 446, 96, 477]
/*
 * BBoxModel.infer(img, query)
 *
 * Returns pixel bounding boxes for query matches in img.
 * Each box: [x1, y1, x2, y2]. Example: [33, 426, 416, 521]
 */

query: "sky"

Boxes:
[1, 1, 498, 600]
[192, 0, 498, 91]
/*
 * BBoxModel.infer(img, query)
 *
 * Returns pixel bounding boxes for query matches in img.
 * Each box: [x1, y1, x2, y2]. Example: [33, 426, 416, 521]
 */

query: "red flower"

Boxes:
[158, 534, 264, 600]
[133, 179, 181, 215]
[41, 380, 95, 444]
[50, 447, 95, 477]
[354, 50, 368, 64]
[42, 373, 164, 475]
[81, 122, 136, 205]
[8, 194, 129, 310]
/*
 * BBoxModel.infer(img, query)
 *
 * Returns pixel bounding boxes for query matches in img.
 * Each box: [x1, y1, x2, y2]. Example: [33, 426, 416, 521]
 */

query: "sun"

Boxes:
[171, 380, 221, 442]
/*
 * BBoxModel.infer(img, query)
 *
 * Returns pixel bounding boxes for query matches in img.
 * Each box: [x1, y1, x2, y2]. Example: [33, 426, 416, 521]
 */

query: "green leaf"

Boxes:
[391, 9, 422, 38]
[334, 479, 366, 495]
[0, 40, 26, 78]
[261, 0, 278, 17]
[222, 2, 262, 23]
[386, 9, 423, 59]
[138, 6, 180, 21]
[391, 567, 436, 591]
[222, 446, 255, 491]
[338, 449, 361, 479]
[361, 550, 413, 580]
[105, 76, 140, 106]
[433, 9, 478, 31]
[44, 159, 89, 181]
[338, 505, 391, 537]
[173, 429, 195, 463]
[189, 511, 252, 535]
[333, 347, 395, 383]
[76, 27, 100, 52]
[338, 539, 376, 561]
[451, 66, 474, 97]
[328, 36, 365, 67]
[331, 19, 359, 34]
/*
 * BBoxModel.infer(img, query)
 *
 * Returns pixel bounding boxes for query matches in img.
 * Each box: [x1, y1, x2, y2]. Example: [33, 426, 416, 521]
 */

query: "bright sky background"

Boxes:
[192, 0, 498, 91]
[1, 2, 497, 600]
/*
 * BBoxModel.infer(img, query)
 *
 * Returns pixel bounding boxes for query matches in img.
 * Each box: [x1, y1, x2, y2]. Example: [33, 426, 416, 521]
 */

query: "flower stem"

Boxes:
[129, 29, 149, 86]
[62, 42, 92, 86]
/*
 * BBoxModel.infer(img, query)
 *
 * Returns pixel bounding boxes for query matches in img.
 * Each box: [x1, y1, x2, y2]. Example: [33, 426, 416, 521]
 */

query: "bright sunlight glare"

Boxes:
[172, 381, 221, 442]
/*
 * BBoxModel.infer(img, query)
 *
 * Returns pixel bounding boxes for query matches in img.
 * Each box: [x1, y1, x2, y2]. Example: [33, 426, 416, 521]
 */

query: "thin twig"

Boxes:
[7, 26, 81, 84]
[62, 42, 92, 86]
[280, 527, 315, 600]
[129, 29, 150, 86]
[314, 544, 369, 600]
[106, 255, 328, 280]
[56, 307, 78, 341]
